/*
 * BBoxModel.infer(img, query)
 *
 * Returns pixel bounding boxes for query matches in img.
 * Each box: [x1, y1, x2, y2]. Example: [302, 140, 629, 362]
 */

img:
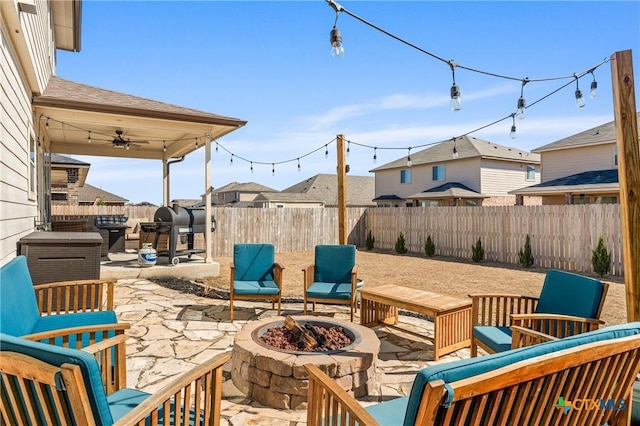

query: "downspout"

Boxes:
[163, 157, 185, 206]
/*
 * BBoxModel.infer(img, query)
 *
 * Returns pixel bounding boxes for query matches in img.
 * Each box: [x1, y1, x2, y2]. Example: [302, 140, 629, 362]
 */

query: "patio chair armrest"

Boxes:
[34, 279, 115, 313]
[229, 263, 235, 286]
[305, 364, 378, 426]
[510, 313, 604, 338]
[470, 294, 538, 327]
[511, 325, 558, 349]
[274, 263, 284, 288]
[82, 334, 128, 394]
[22, 323, 131, 349]
[302, 264, 315, 289]
[113, 352, 231, 426]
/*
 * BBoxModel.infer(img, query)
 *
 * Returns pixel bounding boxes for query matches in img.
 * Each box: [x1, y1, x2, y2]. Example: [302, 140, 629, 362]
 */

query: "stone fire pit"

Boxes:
[231, 315, 380, 409]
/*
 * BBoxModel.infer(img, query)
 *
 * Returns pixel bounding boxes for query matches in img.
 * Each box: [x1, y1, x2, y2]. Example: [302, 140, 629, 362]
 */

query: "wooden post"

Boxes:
[204, 135, 213, 263]
[610, 50, 640, 321]
[337, 134, 348, 245]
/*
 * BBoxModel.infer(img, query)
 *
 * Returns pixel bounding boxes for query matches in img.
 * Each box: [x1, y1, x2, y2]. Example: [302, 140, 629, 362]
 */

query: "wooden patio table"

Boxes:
[360, 284, 472, 360]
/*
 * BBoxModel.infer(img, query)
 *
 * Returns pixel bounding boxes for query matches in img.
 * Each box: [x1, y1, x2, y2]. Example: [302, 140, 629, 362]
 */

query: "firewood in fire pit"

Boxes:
[284, 316, 317, 350]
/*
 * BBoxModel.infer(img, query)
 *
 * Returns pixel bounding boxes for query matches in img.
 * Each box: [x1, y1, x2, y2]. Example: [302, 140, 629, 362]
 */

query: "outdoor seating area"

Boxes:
[2, 248, 640, 425]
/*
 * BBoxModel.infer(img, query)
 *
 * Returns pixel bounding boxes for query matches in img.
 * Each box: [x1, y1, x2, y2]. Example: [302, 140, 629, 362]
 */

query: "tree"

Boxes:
[366, 230, 375, 250]
[518, 234, 534, 268]
[395, 232, 408, 254]
[424, 235, 436, 257]
[592, 235, 612, 277]
[471, 237, 485, 263]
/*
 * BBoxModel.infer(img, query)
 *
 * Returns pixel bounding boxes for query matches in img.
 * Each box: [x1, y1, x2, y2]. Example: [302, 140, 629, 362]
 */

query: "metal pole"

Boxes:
[204, 135, 213, 263]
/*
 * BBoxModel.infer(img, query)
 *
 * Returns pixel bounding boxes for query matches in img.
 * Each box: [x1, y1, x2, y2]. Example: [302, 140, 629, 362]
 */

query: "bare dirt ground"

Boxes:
[200, 249, 627, 327]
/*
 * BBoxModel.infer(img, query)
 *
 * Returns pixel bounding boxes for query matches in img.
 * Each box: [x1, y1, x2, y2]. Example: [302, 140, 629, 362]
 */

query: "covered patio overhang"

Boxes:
[33, 77, 247, 262]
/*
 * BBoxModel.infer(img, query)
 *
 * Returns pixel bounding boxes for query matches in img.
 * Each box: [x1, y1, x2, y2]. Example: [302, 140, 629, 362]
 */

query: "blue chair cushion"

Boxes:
[233, 280, 280, 296]
[306, 282, 352, 300]
[365, 396, 409, 426]
[0, 256, 41, 336]
[0, 333, 114, 425]
[107, 388, 151, 422]
[233, 244, 275, 281]
[314, 245, 355, 284]
[535, 269, 604, 318]
[472, 326, 512, 354]
[33, 310, 119, 347]
[395, 322, 640, 426]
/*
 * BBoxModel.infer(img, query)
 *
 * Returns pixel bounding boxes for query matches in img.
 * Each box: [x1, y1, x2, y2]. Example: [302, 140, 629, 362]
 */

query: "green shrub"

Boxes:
[518, 234, 534, 268]
[592, 235, 612, 277]
[424, 235, 435, 257]
[365, 230, 375, 250]
[471, 237, 485, 263]
[395, 232, 408, 254]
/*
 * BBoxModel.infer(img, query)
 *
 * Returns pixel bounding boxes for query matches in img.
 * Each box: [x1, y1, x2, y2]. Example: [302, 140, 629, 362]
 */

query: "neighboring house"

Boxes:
[78, 184, 128, 206]
[278, 174, 376, 208]
[253, 193, 325, 208]
[371, 135, 541, 207]
[510, 114, 640, 205]
[170, 199, 200, 207]
[203, 182, 279, 206]
[50, 154, 90, 205]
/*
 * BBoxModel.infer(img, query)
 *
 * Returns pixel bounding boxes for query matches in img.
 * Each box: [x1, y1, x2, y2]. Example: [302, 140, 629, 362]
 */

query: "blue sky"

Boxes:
[58, 1, 640, 205]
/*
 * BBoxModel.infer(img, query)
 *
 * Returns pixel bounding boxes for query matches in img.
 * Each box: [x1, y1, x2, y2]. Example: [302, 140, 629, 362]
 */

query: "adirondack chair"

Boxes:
[230, 243, 283, 321]
[303, 244, 358, 322]
[0, 333, 230, 425]
[470, 269, 609, 356]
[305, 322, 640, 426]
[0, 255, 127, 347]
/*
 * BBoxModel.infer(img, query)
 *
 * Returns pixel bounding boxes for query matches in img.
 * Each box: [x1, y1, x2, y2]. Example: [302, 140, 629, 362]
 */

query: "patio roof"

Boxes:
[33, 77, 247, 160]
[408, 182, 488, 200]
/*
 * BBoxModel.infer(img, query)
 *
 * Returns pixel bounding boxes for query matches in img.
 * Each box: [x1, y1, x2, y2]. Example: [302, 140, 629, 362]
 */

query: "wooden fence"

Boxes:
[51, 204, 623, 276]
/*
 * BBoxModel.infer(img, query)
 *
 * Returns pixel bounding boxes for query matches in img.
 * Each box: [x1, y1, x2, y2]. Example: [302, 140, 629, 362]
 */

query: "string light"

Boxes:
[347, 141, 350, 156]
[406, 147, 412, 167]
[297, 158, 301, 172]
[230, 154, 234, 165]
[517, 78, 528, 119]
[325, 144, 329, 158]
[328, 0, 345, 57]
[452, 139, 459, 158]
[250, 162, 254, 173]
[215, 142, 219, 153]
[510, 114, 517, 139]
[272, 163, 275, 176]
[87, 131, 92, 144]
[574, 74, 585, 108]
[195, 138, 198, 148]
[589, 70, 598, 98]
[163, 141, 167, 152]
[373, 147, 377, 163]
[449, 61, 461, 111]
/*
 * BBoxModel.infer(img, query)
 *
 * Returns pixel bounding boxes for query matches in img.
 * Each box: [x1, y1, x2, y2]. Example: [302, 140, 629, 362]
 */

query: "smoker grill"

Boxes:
[140, 204, 215, 266]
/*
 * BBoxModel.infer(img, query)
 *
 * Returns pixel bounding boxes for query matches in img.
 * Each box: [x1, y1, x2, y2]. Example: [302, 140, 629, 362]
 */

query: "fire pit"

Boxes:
[231, 315, 380, 409]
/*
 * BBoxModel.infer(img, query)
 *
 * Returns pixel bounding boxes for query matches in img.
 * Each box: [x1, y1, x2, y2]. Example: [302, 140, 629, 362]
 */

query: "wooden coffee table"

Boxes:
[360, 284, 472, 360]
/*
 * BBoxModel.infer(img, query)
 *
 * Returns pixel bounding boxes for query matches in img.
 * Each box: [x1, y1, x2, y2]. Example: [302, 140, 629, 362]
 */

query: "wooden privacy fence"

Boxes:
[52, 204, 623, 276]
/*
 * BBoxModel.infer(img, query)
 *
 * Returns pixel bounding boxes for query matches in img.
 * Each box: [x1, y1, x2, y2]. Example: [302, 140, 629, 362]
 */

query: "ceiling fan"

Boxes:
[111, 130, 149, 149]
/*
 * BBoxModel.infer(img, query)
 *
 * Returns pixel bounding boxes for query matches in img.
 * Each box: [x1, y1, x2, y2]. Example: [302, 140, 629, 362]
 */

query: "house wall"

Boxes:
[540, 143, 616, 182]
[0, 1, 56, 265]
[260, 201, 324, 208]
[480, 158, 540, 195]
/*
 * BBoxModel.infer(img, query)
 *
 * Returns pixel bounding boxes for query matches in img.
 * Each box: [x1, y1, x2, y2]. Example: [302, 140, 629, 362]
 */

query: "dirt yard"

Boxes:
[201, 249, 627, 327]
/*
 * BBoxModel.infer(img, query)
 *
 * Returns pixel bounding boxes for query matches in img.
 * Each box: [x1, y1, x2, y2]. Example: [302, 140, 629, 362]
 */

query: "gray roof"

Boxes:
[212, 182, 278, 194]
[282, 174, 376, 207]
[51, 154, 90, 166]
[372, 194, 404, 202]
[408, 182, 488, 200]
[371, 135, 539, 172]
[78, 183, 128, 203]
[533, 112, 640, 152]
[253, 193, 324, 203]
[510, 169, 619, 195]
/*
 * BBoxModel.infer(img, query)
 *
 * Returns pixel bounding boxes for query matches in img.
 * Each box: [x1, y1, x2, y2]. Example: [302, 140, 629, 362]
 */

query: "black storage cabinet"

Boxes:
[95, 216, 128, 254]
[18, 231, 102, 285]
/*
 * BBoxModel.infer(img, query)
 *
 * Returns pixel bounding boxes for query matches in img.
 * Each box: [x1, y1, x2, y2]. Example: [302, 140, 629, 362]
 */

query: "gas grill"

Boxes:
[140, 204, 215, 266]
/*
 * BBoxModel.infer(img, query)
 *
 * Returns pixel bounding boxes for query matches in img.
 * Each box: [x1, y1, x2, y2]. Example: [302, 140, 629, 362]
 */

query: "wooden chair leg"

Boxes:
[470, 339, 477, 357]
[230, 294, 234, 322]
[277, 296, 281, 316]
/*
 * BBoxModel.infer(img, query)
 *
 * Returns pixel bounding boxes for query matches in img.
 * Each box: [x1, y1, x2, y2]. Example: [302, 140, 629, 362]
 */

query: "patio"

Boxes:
[114, 277, 471, 425]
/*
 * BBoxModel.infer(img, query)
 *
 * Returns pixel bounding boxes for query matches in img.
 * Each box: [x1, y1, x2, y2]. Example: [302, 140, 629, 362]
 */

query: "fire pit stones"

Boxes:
[231, 315, 380, 409]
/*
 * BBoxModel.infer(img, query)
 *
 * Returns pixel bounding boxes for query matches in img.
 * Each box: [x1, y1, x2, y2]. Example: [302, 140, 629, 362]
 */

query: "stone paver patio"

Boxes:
[115, 278, 472, 425]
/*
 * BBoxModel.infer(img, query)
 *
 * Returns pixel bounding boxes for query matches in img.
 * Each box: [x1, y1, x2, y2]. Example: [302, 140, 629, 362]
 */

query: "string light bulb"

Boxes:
[87, 131, 92, 144]
[589, 70, 598, 98]
[510, 114, 517, 139]
[272, 163, 275, 176]
[574, 74, 585, 108]
[325, 144, 329, 158]
[329, 3, 345, 57]
[215, 142, 219, 153]
[250, 162, 254, 173]
[452, 139, 459, 159]
[195, 138, 198, 148]
[517, 78, 528, 119]
[449, 61, 461, 111]
[297, 158, 301, 172]
[373, 147, 377, 163]
[407, 147, 412, 168]
[230, 154, 234, 165]
[163, 141, 167, 152]
[347, 142, 350, 156]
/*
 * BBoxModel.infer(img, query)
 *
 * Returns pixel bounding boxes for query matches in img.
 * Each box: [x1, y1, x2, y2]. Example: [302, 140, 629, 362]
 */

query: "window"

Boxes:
[614, 145, 618, 167]
[51, 193, 68, 201]
[400, 169, 411, 184]
[432, 165, 445, 181]
[525, 164, 536, 181]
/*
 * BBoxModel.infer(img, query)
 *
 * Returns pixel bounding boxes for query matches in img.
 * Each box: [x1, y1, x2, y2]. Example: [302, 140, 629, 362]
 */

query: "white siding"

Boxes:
[540, 144, 616, 182]
[480, 158, 540, 195]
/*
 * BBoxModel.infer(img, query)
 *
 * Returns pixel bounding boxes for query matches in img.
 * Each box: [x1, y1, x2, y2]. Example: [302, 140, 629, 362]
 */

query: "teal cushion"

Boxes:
[0, 333, 114, 425]
[535, 269, 604, 318]
[233, 280, 280, 296]
[472, 326, 512, 354]
[0, 256, 41, 336]
[107, 388, 151, 422]
[365, 396, 408, 426]
[233, 244, 275, 281]
[33, 310, 118, 347]
[306, 282, 352, 300]
[314, 245, 356, 284]
[401, 322, 640, 426]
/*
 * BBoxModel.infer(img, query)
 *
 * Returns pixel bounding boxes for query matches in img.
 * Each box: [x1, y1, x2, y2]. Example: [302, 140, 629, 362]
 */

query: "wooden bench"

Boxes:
[360, 284, 471, 360]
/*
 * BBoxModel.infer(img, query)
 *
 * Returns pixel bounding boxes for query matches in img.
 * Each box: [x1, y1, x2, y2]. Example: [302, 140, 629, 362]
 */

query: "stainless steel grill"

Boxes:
[140, 204, 215, 266]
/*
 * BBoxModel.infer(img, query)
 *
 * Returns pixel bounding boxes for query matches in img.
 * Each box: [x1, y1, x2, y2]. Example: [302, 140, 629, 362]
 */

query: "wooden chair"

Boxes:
[229, 243, 283, 321]
[303, 245, 358, 322]
[1, 255, 127, 348]
[470, 269, 609, 356]
[0, 333, 230, 425]
[305, 322, 640, 426]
